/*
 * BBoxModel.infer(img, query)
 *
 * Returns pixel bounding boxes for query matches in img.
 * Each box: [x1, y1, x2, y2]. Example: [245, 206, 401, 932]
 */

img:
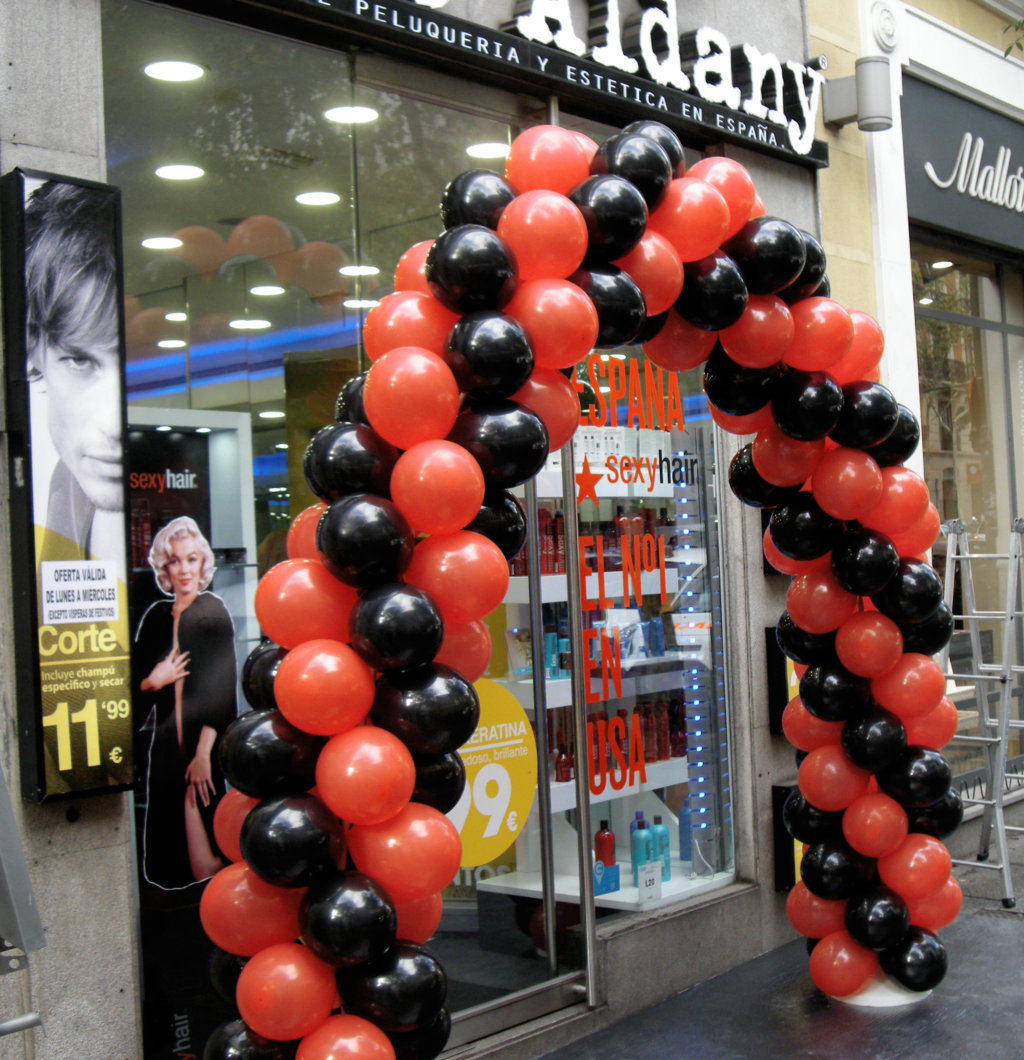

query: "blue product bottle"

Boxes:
[651, 815, 671, 882]
[631, 817, 654, 887]
[678, 803, 692, 869]
[629, 810, 644, 837]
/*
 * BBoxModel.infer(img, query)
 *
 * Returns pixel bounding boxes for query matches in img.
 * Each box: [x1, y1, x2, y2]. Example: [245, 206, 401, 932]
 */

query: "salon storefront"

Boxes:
[0, 2, 836, 1058]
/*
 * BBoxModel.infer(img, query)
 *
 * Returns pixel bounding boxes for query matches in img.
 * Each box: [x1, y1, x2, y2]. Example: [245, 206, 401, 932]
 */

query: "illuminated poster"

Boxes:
[1, 169, 133, 801]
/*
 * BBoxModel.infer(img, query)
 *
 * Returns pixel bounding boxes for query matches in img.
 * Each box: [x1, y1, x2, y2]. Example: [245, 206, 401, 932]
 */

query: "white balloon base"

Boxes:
[832, 968, 930, 1008]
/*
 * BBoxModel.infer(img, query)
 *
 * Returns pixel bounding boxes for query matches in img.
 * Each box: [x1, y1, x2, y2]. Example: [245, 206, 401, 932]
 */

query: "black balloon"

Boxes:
[425, 224, 517, 313]
[776, 611, 837, 666]
[440, 169, 517, 230]
[589, 132, 672, 210]
[703, 342, 780, 416]
[880, 927, 948, 991]
[782, 790, 844, 845]
[844, 886, 910, 951]
[799, 662, 871, 723]
[635, 308, 667, 342]
[829, 381, 900, 449]
[466, 489, 527, 559]
[830, 526, 900, 595]
[219, 709, 324, 798]
[800, 838, 875, 900]
[303, 423, 398, 502]
[676, 252, 748, 331]
[412, 752, 467, 814]
[841, 706, 907, 770]
[813, 275, 832, 298]
[444, 311, 534, 398]
[622, 119, 686, 175]
[240, 794, 344, 888]
[337, 942, 448, 1033]
[569, 174, 648, 261]
[372, 664, 481, 755]
[300, 870, 397, 967]
[202, 1019, 297, 1060]
[209, 947, 248, 1007]
[865, 404, 921, 467]
[770, 369, 843, 441]
[349, 583, 444, 672]
[876, 746, 953, 809]
[387, 1006, 452, 1060]
[871, 560, 944, 624]
[316, 494, 414, 590]
[899, 601, 954, 655]
[723, 216, 807, 295]
[906, 788, 963, 839]
[446, 401, 549, 488]
[569, 265, 646, 347]
[728, 445, 802, 508]
[241, 640, 286, 711]
[334, 372, 370, 425]
[768, 493, 843, 560]
[777, 230, 828, 304]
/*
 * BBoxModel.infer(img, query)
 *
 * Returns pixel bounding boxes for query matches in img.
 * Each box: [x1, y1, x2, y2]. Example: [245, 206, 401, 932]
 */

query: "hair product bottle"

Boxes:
[651, 815, 671, 882]
[594, 820, 615, 868]
[631, 816, 654, 887]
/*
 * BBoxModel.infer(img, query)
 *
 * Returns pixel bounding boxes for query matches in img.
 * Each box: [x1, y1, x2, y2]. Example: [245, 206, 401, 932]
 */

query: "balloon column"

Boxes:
[201, 120, 957, 1058]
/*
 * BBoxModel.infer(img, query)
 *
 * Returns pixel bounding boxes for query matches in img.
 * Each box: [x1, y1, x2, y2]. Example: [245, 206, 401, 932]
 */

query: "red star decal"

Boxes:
[575, 454, 604, 508]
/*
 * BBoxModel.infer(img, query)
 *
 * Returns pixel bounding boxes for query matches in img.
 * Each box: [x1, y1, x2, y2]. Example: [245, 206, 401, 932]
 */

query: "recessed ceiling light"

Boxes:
[195, 427, 211, 434]
[155, 425, 172, 432]
[343, 298, 380, 309]
[143, 60, 204, 82]
[466, 142, 510, 159]
[156, 164, 204, 180]
[259, 410, 286, 420]
[157, 339, 187, 349]
[164, 311, 187, 322]
[932, 260, 954, 269]
[269, 486, 289, 493]
[275, 442, 288, 450]
[339, 264, 380, 277]
[295, 191, 340, 206]
[142, 236, 183, 250]
[229, 318, 272, 330]
[324, 105, 379, 124]
[251, 285, 285, 297]
[918, 296, 934, 306]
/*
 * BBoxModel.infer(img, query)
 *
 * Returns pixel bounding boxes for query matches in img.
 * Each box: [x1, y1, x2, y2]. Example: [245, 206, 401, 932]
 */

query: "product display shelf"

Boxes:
[546, 756, 685, 814]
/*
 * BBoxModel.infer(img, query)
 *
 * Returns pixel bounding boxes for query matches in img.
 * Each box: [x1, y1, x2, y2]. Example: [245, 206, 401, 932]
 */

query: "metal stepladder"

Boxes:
[941, 518, 1024, 908]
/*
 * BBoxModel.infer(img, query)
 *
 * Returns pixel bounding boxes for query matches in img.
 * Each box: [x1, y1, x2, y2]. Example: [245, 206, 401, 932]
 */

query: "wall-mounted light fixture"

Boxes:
[822, 55, 893, 132]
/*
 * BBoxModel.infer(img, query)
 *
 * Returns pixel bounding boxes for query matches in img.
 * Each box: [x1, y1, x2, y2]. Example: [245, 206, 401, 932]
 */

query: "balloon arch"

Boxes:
[200, 122, 960, 1059]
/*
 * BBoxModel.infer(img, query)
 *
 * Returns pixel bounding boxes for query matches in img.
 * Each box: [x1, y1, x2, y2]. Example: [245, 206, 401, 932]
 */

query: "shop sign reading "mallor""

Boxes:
[295, 0, 829, 166]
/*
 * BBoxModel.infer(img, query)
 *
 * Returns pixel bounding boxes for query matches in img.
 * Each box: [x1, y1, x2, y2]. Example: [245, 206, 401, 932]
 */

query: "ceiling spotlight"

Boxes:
[251, 285, 285, 297]
[229, 319, 272, 330]
[295, 191, 340, 206]
[918, 296, 935, 306]
[343, 298, 380, 310]
[143, 60, 204, 82]
[259, 410, 286, 420]
[165, 311, 187, 322]
[324, 105, 379, 124]
[141, 236, 183, 250]
[155, 425, 172, 432]
[195, 427, 211, 434]
[466, 142, 510, 159]
[156, 164, 204, 180]
[275, 442, 288, 450]
[339, 264, 380, 277]
[157, 339, 187, 349]
[932, 260, 954, 270]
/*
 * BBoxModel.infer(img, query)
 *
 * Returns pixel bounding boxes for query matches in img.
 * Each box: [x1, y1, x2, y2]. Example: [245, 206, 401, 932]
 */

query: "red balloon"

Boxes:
[254, 559, 358, 649]
[834, 610, 904, 678]
[347, 802, 462, 903]
[878, 833, 952, 900]
[297, 1014, 396, 1060]
[751, 421, 825, 486]
[842, 791, 908, 858]
[808, 929, 879, 997]
[612, 230, 684, 315]
[212, 788, 260, 863]
[887, 503, 941, 556]
[904, 876, 962, 932]
[902, 696, 959, 749]
[748, 191, 767, 220]
[787, 566, 859, 634]
[783, 298, 854, 372]
[287, 502, 327, 560]
[390, 440, 485, 536]
[170, 225, 228, 276]
[364, 346, 460, 450]
[763, 526, 831, 577]
[798, 744, 871, 812]
[810, 448, 883, 521]
[274, 639, 376, 736]
[404, 530, 510, 625]
[394, 891, 444, 944]
[435, 619, 492, 683]
[711, 402, 774, 437]
[199, 863, 305, 956]
[497, 189, 588, 281]
[860, 467, 932, 536]
[643, 309, 717, 372]
[394, 239, 432, 295]
[647, 177, 731, 262]
[315, 726, 416, 826]
[504, 278, 599, 370]
[686, 156, 756, 239]
[717, 295, 793, 368]
[504, 125, 591, 194]
[236, 942, 337, 1042]
[362, 291, 459, 363]
[511, 368, 581, 450]
[785, 881, 847, 938]
[278, 241, 348, 304]
[871, 653, 945, 720]
[226, 214, 295, 264]
[829, 309, 884, 386]
[782, 695, 844, 752]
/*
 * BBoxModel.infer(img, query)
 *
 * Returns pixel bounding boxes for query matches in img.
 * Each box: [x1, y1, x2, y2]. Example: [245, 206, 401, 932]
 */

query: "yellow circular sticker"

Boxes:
[448, 678, 537, 868]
